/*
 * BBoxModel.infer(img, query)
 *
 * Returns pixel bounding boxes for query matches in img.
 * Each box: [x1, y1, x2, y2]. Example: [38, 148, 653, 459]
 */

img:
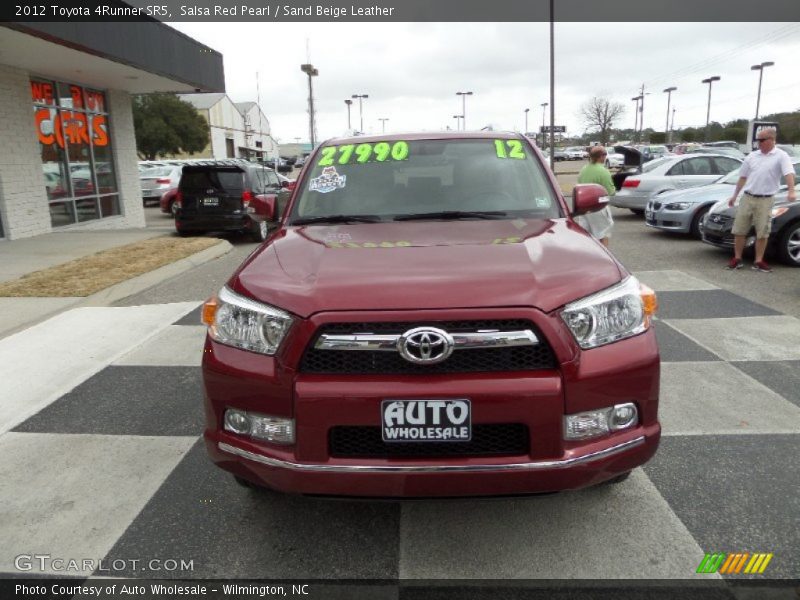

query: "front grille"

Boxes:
[707, 214, 732, 225]
[329, 424, 529, 458]
[300, 320, 557, 374]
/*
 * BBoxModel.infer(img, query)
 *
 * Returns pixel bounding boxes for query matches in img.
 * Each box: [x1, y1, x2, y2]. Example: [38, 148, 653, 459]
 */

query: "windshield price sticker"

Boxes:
[326, 240, 412, 249]
[494, 139, 526, 159]
[309, 166, 347, 193]
[318, 141, 410, 167]
[381, 399, 471, 442]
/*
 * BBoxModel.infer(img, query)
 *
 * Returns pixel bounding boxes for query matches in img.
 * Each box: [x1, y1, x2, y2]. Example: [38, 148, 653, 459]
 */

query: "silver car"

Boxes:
[140, 165, 183, 206]
[645, 168, 741, 238]
[611, 153, 742, 214]
[604, 148, 625, 169]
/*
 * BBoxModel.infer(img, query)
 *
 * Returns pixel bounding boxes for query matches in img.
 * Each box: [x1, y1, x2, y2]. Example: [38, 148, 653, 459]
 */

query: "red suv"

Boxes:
[201, 132, 660, 498]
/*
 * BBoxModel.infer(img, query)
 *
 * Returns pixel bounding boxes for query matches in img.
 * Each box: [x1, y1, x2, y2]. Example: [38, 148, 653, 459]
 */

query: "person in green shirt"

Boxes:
[574, 146, 616, 247]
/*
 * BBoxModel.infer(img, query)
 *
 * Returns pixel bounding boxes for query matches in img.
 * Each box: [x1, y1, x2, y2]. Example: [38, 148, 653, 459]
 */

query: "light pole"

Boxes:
[631, 96, 641, 141]
[751, 61, 774, 119]
[663, 86, 676, 143]
[344, 99, 353, 130]
[453, 115, 463, 130]
[378, 118, 389, 133]
[352, 94, 368, 134]
[524, 108, 529, 135]
[300, 63, 318, 147]
[456, 91, 473, 130]
[540, 102, 548, 148]
[702, 76, 721, 142]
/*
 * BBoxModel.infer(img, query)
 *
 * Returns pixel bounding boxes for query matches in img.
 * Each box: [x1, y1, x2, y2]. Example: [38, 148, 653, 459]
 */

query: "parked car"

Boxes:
[701, 158, 800, 266]
[695, 146, 746, 159]
[777, 144, 800, 159]
[604, 147, 625, 169]
[552, 149, 570, 162]
[645, 167, 741, 238]
[199, 131, 661, 498]
[174, 161, 286, 241]
[635, 145, 672, 162]
[564, 146, 588, 160]
[140, 165, 182, 207]
[611, 153, 742, 214]
[671, 143, 703, 155]
[160, 188, 180, 216]
[276, 173, 296, 191]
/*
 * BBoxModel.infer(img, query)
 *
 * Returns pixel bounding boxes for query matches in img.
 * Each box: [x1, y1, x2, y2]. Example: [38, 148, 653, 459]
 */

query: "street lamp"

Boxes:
[663, 86, 677, 143]
[702, 76, 721, 142]
[540, 102, 548, 148]
[751, 61, 774, 119]
[300, 63, 318, 147]
[344, 99, 353, 130]
[631, 96, 641, 141]
[352, 94, 369, 134]
[524, 108, 530, 135]
[456, 91, 473, 130]
[453, 114, 463, 130]
[378, 118, 389, 133]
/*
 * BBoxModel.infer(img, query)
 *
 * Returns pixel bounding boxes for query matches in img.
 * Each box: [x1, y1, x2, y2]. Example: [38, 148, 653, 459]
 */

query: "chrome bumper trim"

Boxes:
[218, 436, 645, 474]
[315, 329, 539, 351]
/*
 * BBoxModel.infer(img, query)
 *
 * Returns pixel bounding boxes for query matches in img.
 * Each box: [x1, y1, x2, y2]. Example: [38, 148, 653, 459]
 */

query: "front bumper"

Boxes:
[611, 191, 650, 210]
[202, 311, 660, 498]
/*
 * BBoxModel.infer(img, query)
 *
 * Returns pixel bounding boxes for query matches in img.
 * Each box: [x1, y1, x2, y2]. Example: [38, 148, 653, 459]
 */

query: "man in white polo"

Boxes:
[726, 127, 796, 272]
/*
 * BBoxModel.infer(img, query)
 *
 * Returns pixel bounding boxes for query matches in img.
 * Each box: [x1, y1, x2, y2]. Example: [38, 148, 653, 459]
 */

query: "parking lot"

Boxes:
[1, 176, 798, 596]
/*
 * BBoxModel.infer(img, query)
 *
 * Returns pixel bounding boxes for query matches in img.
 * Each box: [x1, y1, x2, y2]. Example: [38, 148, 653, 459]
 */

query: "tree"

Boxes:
[579, 96, 625, 145]
[132, 94, 209, 160]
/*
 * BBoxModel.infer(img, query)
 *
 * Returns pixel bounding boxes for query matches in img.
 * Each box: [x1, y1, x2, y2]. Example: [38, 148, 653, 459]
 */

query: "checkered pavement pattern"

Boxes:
[1, 270, 798, 581]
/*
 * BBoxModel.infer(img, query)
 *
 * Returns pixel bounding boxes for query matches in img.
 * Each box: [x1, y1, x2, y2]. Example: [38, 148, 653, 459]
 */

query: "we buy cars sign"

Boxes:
[747, 120, 779, 152]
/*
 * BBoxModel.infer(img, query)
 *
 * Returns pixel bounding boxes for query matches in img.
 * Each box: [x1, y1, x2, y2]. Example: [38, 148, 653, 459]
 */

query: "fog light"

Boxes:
[564, 403, 639, 440]
[224, 409, 250, 434]
[249, 415, 295, 445]
[565, 410, 609, 440]
[223, 409, 294, 445]
[610, 403, 638, 430]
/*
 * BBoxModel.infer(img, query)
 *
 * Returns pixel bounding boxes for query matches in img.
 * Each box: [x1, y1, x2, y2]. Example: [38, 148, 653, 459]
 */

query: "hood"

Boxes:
[231, 220, 624, 318]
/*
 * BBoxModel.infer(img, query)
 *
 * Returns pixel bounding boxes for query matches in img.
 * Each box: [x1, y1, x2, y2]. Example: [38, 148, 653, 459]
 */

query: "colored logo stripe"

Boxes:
[697, 553, 773, 574]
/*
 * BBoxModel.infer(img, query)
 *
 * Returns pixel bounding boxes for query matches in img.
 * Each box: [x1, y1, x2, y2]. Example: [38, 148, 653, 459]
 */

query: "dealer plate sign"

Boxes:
[381, 399, 471, 442]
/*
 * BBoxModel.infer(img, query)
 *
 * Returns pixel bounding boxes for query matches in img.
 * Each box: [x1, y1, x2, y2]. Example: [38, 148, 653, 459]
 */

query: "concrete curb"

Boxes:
[0, 239, 233, 339]
[80, 239, 233, 307]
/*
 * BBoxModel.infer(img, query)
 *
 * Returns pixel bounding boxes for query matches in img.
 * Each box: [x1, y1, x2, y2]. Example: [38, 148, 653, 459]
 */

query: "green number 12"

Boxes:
[494, 140, 526, 159]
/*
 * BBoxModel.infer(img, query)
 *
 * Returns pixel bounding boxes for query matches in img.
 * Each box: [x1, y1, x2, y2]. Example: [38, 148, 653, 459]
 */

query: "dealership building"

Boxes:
[0, 21, 224, 240]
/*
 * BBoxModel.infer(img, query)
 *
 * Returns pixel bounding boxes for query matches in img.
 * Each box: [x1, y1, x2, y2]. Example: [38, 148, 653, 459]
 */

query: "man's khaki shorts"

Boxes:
[731, 194, 773, 238]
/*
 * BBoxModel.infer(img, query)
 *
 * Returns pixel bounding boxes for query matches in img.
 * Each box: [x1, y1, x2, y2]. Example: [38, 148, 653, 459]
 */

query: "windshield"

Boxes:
[288, 138, 561, 223]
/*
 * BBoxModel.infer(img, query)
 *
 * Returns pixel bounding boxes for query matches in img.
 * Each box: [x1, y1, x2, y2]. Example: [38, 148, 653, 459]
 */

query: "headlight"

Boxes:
[202, 287, 293, 355]
[664, 202, 691, 210]
[772, 206, 788, 218]
[561, 277, 657, 349]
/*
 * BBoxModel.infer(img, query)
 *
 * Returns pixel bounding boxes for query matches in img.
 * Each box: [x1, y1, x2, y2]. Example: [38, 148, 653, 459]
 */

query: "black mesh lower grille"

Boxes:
[329, 424, 529, 458]
[300, 320, 557, 374]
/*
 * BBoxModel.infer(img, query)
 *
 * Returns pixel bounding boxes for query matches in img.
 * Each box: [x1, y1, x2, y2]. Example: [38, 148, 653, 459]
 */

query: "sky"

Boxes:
[169, 21, 800, 144]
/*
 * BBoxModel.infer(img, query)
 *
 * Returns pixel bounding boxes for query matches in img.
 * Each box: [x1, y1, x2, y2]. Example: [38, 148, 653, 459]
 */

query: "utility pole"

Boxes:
[702, 76, 721, 142]
[378, 118, 389, 133]
[300, 63, 318, 148]
[663, 86, 677, 144]
[456, 91, 473, 130]
[751, 61, 774, 119]
[631, 96, 641, 141]
[344, 99, 353, 130]
[352, 94, 368, 134]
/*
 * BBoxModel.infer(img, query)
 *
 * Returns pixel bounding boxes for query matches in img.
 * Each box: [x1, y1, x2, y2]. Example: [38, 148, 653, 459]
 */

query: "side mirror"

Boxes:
[572, 183, 609, 215]
[247, 194, 277, 222]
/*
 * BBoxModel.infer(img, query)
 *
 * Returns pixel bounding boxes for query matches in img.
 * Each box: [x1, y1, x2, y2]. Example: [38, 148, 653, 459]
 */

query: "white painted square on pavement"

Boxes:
[659, 362, 800, 436]
[633, 270, 719, 292]
[0, 432, 196, 575]
[666, 316, 800, 362]
[399, 469, 712, 579]
[114, 325, 207, 367]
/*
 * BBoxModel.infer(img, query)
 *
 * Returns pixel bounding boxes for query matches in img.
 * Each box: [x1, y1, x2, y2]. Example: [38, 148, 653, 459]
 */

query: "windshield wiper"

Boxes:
[291, 214, 382, 225]
[394, 211, 507, 221]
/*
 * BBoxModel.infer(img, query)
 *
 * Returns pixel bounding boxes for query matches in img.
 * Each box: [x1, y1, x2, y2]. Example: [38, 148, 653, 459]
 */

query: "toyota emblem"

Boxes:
[397, 327, 454, 365]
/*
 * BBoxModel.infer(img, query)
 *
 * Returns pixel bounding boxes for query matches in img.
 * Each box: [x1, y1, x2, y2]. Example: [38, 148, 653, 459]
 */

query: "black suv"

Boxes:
[175, 160, 286, 242]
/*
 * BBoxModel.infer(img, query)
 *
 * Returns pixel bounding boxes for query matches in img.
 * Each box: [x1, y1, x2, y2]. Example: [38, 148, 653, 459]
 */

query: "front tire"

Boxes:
[690, 205, 710, 239]
[776, 221, 800, 266]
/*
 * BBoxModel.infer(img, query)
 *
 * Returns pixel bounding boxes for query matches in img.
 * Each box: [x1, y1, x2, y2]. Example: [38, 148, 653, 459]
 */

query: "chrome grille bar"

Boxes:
[315, 330, 539, 351]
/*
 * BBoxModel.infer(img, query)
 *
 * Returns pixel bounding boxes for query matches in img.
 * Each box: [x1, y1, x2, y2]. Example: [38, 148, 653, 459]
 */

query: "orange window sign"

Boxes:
[35, 108, 108, 148]
[31, 81, 55, 105]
